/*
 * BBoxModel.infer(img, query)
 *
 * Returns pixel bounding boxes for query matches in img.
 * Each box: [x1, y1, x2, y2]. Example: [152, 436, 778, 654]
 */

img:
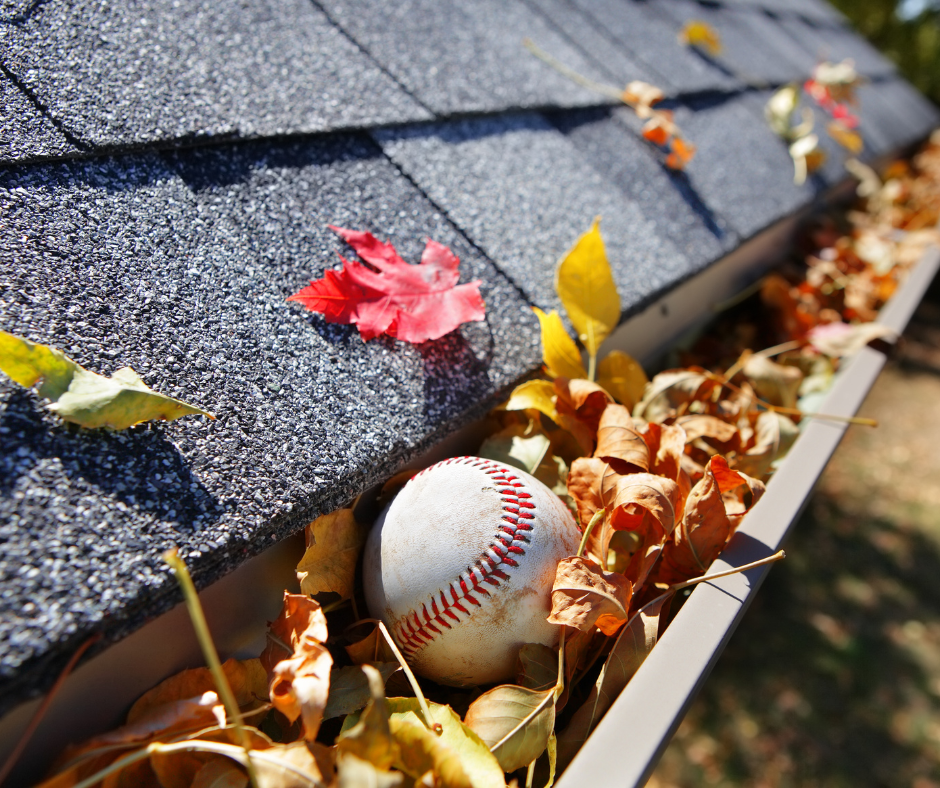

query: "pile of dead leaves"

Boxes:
[34, 135, 940, 788]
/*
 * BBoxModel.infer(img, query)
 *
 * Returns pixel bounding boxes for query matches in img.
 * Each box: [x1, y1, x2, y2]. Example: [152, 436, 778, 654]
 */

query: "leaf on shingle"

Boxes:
[0, 330, 213, 430]
[287, 226, 485, 344]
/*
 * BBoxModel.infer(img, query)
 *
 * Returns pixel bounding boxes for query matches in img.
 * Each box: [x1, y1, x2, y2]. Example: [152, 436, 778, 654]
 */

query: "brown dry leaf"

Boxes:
[654, 456, 763, 585]
[39, 693, 224, 788]
[345, 622, 397, 665]
[190, 758, 248, 788]
[554, 377, 612, 438]
[262, 593, 332, 741]
[464, 685, 555, 774]
[336, 665, 400, 771]
[732, 410, 800, 479]
[640, 421, 691, 506]
[566, 456, 607, 531]
[596, 350, 649, 410]
[674, 414, 738, 446]
[296, 509, 368, 601]
[633, 368, 717, 423]
[515, 643, 559, 693]
[548, 556, 633, 636]
[149, 726, 274, 788]
[742, 354, 804, 409]
[555, 593, 670, 770]
[621, 80, 664, 118]
[127, 659, 268, 725]
[594, 403, 649, 474]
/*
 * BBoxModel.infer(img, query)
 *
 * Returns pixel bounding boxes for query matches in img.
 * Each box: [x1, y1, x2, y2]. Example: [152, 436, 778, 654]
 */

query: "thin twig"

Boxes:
[522, 38, 623, 100]
[357, 618, 439, 734]
[164, 549, 261, 788]
[577, 508, 607, 559]
[0, 633, 101, 787]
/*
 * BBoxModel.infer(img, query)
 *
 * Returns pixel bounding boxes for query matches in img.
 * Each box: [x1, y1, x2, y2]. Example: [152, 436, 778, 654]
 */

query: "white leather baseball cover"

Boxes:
[363, 456, 580, 686]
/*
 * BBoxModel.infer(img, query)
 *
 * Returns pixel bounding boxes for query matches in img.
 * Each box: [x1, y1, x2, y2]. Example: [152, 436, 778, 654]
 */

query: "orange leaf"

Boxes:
[594, 403, 650, 474]
[262, 592, 332, 741]
[548, 556, 634, 636]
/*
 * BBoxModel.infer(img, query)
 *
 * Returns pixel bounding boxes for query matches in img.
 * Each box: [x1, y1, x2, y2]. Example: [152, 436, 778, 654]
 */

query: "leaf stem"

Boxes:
[704, 370, 878, 426]
[587, 352, 597, 384]
[69, 739, 323, 788]
[358, 618, 439, 734]
[526, 759, 537, 788]
[522, 38, 624, 100]
[163, 549, 260, 788]
[665, 550, 786, 594]
[0, 633, 101, 786]
[577, 509, 606, 559]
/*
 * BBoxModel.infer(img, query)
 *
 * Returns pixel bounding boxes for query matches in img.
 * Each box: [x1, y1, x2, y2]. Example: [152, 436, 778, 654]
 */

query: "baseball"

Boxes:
[363, 456, 580, 686]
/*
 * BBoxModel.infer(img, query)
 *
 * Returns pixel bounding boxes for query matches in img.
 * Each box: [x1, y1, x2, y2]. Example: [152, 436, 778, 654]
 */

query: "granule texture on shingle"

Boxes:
[547, 106, 736, 268]
[0, 134, 539, 712]
[314, 0, 619, 115]
[374, 113, 692, 317]
[0, 0, 430, 157]
[0, 74, 78, 163]
[565, 0, 740, 95]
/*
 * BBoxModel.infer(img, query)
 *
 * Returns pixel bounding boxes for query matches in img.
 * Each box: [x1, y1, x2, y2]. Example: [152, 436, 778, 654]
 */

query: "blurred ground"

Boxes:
[648, 277, 940, 787]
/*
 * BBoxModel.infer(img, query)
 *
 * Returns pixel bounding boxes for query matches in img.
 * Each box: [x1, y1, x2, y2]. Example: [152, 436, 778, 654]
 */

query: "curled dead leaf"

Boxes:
[296, 509, 368, 602]
[594, 403, 649, 474]
[548, 556, 633, 636]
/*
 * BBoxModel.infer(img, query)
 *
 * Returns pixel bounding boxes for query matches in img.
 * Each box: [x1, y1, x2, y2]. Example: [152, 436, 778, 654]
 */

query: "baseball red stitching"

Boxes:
[392, 457, 535, 659]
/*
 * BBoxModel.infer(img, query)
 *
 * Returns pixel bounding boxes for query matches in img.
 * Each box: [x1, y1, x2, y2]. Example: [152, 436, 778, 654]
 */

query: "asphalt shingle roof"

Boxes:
[1, 0, 937, 718]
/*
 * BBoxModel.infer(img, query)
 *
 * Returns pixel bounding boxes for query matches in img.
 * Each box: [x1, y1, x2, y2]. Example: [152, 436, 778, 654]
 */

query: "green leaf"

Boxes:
[386, 699, 505, 788]
[0, 330, 214, 430]
[324, 663, 400, 721]
[532, 308, 587, 380]
[554, 219, 621, 358]
[463, 685, 555, 774]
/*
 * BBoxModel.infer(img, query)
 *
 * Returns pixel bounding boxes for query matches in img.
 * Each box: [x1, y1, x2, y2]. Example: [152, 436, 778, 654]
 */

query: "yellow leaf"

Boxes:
[0, 330, 214, 429]
[464, 685, 555, 774]
[532, 308, 587, 380]
[596, 350, 648, 410]
[554, 219, 621, 358]
[296, 509, 368, 601]
[337, 666, 400, 771]
[501, 379, 559, 423]
[679, 20, 722, 56]
[827, 121, 864, 154]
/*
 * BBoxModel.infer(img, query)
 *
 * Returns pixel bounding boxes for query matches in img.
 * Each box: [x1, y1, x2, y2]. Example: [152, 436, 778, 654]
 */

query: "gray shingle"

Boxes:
[547, 106, 736, 268]
[672, 93, 816, 239]
[651, 1, 807, 87]
[522, 0, 662, 88]
[566, 0, 740, 94]
[375, 113, 693, 318]
[856, 80, 939, 158]
[0, 72, 78, 163]
[0, 0, 430, 155]
[0, 135, 538, 711]
[776, 15, 897, 79]
[313, 0, 616, 115]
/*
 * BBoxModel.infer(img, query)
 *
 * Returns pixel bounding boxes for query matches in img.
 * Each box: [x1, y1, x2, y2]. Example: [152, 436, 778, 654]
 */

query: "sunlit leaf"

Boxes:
[0, 330, 213, 429]
[478, 425, 551, 475]
[554, 218, 621, 359]
[336, 665, 399, 771]
[548, 556, 633, 636]
[296, 509, 368, 602]
[594, 403, 649, 474]
[501, 379, 560, 424]
[742, 354, 804, 409]
[596, 350, 648, 410]
[827, 120, 864, 154]
[807, 321, 897, 357]
[621, 80, 664, 118]
[533, 308, 588, 380]
[387, 699, 505, 788]
[464, 685, 555, 774]
[336, 753, 403, 788]
[679, 19, 722, 56]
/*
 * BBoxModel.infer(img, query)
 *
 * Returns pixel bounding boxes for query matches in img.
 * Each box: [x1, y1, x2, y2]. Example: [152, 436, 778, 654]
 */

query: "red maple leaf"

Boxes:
[287, 226, 486, 344]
